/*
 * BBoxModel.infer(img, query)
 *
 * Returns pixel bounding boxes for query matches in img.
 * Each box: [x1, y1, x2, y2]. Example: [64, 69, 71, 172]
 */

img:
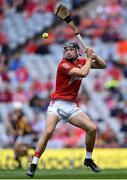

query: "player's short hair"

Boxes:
[63, 42, 80, 51]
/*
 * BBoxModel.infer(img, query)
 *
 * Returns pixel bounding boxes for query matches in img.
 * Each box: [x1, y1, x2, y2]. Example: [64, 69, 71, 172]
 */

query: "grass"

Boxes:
[0, 168, 127, 179]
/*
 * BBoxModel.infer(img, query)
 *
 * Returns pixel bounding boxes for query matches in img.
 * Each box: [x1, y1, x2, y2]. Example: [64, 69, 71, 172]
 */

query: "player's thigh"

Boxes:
[69, 112, 96, 132]
[45, 113, 59, 133]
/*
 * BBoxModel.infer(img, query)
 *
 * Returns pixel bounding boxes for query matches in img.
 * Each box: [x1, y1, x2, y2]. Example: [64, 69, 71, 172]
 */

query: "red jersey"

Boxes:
[51, 58, 86, 102]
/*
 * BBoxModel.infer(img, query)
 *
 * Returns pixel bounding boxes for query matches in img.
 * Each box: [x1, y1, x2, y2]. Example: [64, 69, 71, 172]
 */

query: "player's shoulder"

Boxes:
[60, 59, 70, 64]
[59, 59, 73, 68]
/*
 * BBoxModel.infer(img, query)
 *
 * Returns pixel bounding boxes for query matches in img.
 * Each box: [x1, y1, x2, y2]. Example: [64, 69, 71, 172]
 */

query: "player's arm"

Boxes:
[68, 58, 92, 77]
[91, 55, 107, 69]
[68, 49, 95, 78]
[82, 48, 107, 69]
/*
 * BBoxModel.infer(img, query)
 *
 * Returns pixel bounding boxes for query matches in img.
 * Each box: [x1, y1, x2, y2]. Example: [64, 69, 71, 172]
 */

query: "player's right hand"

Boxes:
[86, 48, 97, 60]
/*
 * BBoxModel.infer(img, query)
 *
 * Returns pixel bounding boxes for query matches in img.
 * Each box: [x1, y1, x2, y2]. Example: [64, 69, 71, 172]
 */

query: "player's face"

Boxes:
[63, 47, 78, 61]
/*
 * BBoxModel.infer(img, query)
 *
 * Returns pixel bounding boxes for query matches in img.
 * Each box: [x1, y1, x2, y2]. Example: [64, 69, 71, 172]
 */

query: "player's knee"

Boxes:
[89, 124, 97, 134]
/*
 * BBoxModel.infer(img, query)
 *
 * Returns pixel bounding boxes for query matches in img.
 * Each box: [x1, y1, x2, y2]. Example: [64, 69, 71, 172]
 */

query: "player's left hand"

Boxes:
[85, 48, 97, 60]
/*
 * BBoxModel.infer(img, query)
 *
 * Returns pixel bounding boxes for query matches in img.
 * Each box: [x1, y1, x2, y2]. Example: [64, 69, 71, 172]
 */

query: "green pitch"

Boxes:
[0, 168, 127, 179]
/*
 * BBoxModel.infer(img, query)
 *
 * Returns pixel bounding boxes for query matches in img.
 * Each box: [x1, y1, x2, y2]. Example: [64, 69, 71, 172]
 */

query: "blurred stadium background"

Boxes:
[0, 0, 127, 177]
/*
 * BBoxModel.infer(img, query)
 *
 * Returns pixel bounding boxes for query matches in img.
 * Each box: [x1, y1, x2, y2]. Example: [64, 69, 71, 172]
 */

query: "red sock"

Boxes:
[34, 151, 41, 158]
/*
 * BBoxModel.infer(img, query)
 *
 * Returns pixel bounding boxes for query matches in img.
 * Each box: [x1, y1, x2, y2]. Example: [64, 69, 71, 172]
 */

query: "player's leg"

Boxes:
[69, 112, 96, 155]
[35, 113, 59, 155]
[26, 113, 59, 177]
[14, 141, 24, 168]
[68, 112, 101, 172]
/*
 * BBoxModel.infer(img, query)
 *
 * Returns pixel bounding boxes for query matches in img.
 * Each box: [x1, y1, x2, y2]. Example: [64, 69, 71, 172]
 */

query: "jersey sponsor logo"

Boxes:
[62, 63, 71, 69]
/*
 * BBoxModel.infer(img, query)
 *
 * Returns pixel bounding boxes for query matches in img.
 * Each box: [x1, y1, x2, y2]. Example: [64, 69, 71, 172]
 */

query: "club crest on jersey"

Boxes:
[62, 63, 70, 69]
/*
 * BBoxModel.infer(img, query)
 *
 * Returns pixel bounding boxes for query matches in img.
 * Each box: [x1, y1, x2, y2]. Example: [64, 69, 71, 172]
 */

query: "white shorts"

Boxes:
[47, 100, 82, 122]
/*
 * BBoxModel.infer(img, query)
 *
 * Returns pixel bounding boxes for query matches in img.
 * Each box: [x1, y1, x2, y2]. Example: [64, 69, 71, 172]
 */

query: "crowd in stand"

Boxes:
[0, 0, 127, 156]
